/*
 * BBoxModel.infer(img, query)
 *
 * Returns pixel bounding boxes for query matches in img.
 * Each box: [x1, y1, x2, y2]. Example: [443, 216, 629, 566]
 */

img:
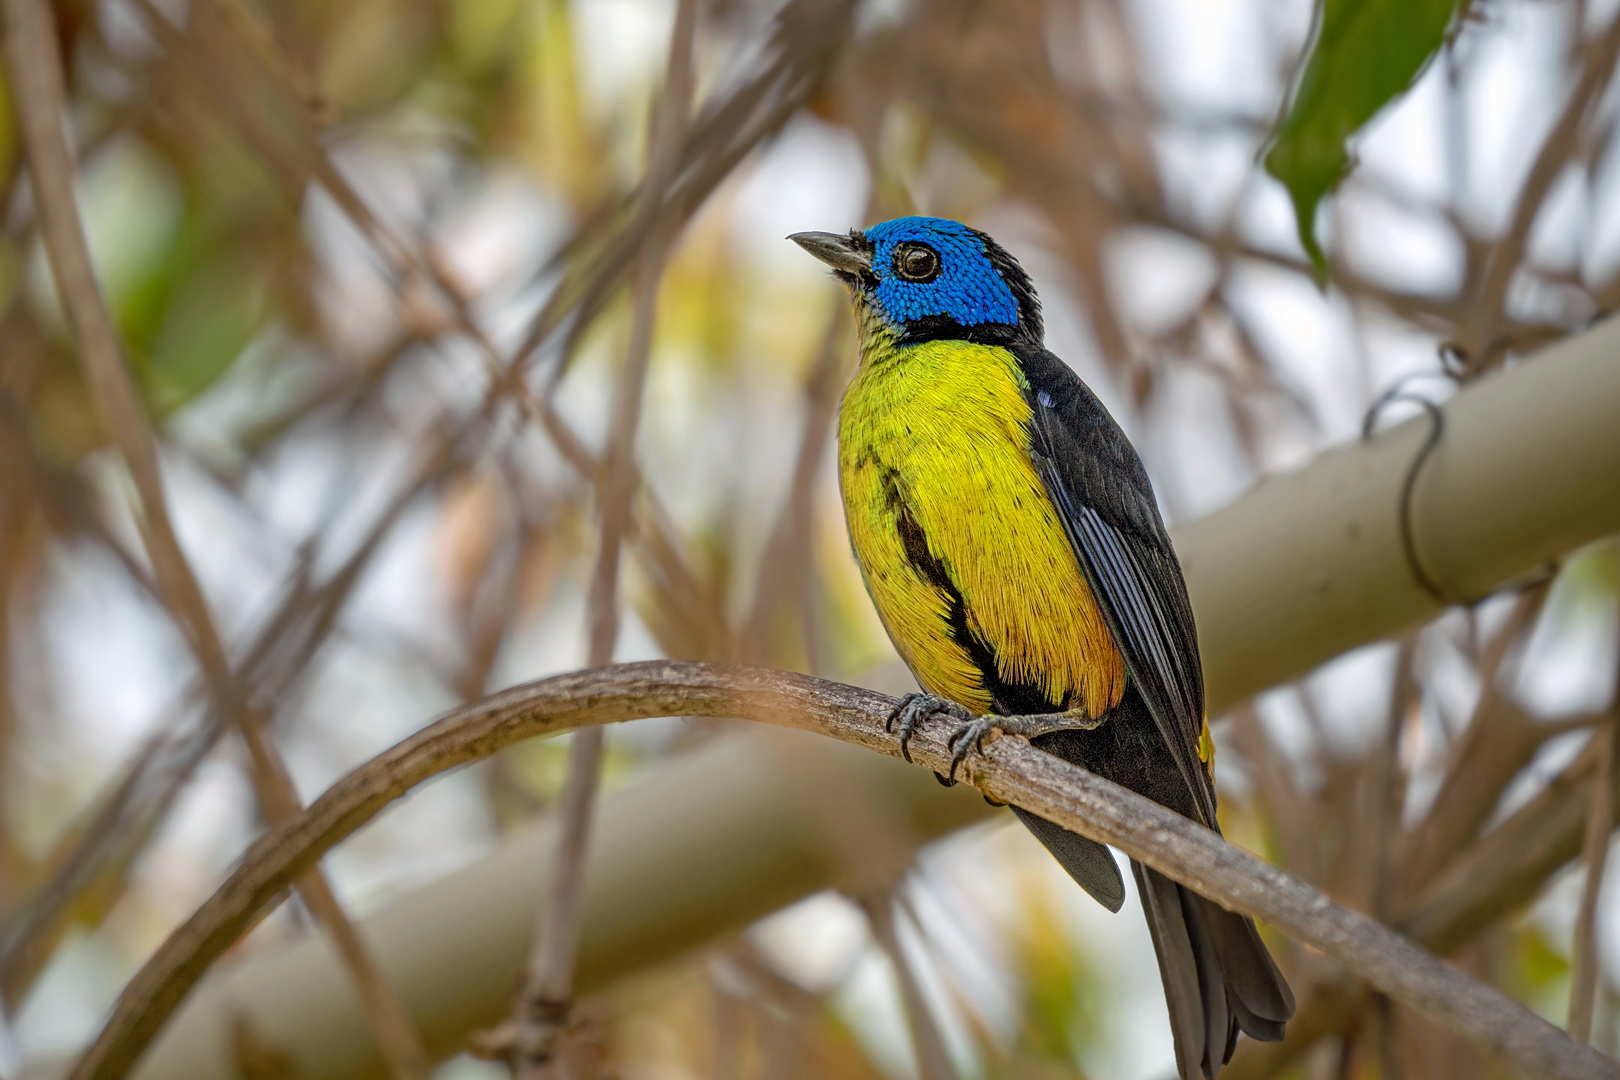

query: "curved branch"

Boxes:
[69, 662, 1614, 1080]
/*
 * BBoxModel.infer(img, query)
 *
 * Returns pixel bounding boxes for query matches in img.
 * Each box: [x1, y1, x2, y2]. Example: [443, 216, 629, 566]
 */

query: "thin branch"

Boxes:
[1236, 586, 1569, 1079]
[1232, 709, 1610, 1080]
[64, 662, 1619, 1080]
[1458, 11, 1620, 371]
[1365, 638, 1418, 920]
[741, 309, 848, 666]
[0, 2, 430, 1075]
[124, 0, 726, 661]
[1571, 690, 1620, 1041]
[506, 0, 860, 380]
[1391, 584, 1551, 907]
[504, 3, 702, 1074]
[4, 0, 727, 1001]
[859, 892, 955, 1080]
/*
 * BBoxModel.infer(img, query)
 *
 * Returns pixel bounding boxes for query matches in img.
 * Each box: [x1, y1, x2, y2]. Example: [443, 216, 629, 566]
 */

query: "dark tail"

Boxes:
[1132, 861, 1292, 1078]
[1018, 689, 1294, 1078]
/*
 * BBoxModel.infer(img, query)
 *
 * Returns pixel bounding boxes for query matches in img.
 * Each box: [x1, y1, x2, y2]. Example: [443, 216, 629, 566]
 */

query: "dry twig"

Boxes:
[1458, 11, 1620, 371]
[859, 892, 956, 1080]
[62, 661, 1618, 1080]
[501, 2, 702, 1074]
[1571, 667, 1620, 1042]
[0, 1, 430, 1074]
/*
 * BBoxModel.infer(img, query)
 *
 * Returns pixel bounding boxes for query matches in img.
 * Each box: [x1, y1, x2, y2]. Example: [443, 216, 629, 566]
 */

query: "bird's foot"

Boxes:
[944, 708, 1103, 782]
[885, 692, 972, 766]
[944, 716, 1003, 782]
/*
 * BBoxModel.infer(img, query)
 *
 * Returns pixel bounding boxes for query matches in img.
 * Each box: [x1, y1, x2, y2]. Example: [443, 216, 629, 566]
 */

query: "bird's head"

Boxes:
[790, 216, 1043, 345]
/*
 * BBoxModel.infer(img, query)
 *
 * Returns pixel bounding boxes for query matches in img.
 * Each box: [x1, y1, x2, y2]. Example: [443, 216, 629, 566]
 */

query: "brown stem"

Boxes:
[1, 1, 430, 1075]
[1230, 710, 1611, 1080]
[1390, 585, 1550, 909]
[508, 3, 702, 1074]
[859, 892, 956, 1080]
[1458, 11, 1620, 370]
[1571, 692, 1620, 1042]
[63, 661, 1619, 1080]
[741, 310, 848, 667]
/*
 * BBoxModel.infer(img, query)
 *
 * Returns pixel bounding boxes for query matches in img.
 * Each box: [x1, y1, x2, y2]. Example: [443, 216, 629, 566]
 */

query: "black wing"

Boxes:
[1012, 342, 1217, 829]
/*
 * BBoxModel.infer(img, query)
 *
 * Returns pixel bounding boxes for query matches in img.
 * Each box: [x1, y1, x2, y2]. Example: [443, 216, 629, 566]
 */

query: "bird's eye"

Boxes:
[892, 242, 941, 283]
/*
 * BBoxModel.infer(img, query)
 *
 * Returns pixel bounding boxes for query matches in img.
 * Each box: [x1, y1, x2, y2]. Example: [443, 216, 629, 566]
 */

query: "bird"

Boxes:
[790, 216, 1294, 1079]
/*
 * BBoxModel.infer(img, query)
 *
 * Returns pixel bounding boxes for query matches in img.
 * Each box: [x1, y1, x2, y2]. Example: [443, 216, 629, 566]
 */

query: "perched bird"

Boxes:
[791, 217, 1293, 1078]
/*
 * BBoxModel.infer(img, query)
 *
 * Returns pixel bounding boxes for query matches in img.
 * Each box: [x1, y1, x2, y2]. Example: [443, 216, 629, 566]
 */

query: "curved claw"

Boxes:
[885, 693, 968, 764]
[885, 693, 929, 763]
[946, 716, 1002, 783]
[885, 693, 918, 735]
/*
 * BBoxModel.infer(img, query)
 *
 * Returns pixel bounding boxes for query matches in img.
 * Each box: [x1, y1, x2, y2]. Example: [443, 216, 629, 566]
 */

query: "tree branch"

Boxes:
[1571, 698, 1620, 1041]
[508, 4, 702, 1071]
[859, 891, 956, 1080]
[57, 297, 1620, 1080]
[1181, 313, 1620, 710]
[1457, 10, 1620, 371]
[66, 662, 1618, 1080]
[1, 0, 430, 1073]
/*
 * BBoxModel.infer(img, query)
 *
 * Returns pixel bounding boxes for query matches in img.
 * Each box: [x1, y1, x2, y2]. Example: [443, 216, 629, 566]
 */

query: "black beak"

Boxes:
[788, 230, 872, 275]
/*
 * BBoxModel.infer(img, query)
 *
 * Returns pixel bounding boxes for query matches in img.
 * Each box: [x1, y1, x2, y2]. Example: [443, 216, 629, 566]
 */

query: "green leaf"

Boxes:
[1263, 0, 1464, 277]
[142, 259, 267, 416]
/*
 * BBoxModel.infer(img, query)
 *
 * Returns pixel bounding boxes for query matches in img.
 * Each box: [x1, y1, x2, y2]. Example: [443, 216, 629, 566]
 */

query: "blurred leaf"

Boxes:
[1559, 537, 1620, 604]
[518, 0, 603, 204]
[143, 258, 267, 415]
[107, 141, 292, 417]
[0, 61, 18, 191]
[315, 0, 442, 113]
[1518, 924, 1571, 989]
[446, 0, 525, 74]
[1262, 0, 1463, 276]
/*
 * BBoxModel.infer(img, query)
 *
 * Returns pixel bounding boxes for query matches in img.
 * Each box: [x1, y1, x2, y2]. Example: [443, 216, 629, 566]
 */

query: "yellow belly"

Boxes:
[837, 336, 1125, 717]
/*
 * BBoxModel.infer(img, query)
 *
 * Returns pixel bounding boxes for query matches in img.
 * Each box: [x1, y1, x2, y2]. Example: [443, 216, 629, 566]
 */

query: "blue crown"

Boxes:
[864, 216, 1025, 332]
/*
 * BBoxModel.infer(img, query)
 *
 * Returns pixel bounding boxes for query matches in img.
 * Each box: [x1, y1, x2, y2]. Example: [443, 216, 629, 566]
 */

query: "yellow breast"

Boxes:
[837, 334, 1125, 718]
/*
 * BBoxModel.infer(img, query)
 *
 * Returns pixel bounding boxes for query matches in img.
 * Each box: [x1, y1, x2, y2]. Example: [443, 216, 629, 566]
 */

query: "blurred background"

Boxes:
[1, 0, 1619, 1077]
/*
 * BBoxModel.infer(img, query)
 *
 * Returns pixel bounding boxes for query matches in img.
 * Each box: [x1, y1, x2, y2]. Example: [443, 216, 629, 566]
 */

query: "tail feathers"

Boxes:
[1206, 899, 1293, 1043]
[1011, 806, 1126, 912]
[1134, 863, 1294, 1080]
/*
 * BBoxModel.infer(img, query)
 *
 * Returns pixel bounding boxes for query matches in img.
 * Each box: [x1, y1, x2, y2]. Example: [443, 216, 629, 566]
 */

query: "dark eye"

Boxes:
[892, 242, 941, 283]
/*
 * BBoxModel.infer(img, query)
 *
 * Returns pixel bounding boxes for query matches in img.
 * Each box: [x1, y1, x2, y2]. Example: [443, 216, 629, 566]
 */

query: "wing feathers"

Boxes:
[1028, 428, 1217, 827]
[1013, 342, 1292, 1075]
[1071, 503, 1215, 823]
